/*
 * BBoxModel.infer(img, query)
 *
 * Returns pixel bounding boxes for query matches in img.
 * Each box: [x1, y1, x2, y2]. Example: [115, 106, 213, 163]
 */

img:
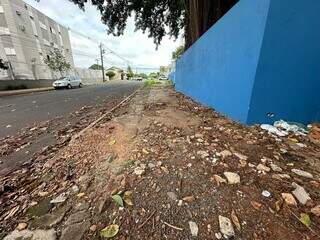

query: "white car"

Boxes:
[53, 76, 82, 89]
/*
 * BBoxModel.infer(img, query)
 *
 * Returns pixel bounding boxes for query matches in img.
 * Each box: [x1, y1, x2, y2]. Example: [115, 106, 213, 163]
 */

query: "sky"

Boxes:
[24, 0, 183, 73]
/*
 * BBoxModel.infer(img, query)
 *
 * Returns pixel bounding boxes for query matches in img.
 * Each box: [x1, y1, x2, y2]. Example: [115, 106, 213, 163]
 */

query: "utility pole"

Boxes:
[99, 43, 105, 82]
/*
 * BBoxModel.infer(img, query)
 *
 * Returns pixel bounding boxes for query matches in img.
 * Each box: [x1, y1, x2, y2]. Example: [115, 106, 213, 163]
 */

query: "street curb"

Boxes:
[0, 87, 53, 97]
[70, 86, 143, 144]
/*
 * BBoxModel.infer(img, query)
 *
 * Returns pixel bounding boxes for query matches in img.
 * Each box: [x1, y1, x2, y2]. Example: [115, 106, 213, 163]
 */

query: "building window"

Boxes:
[39, 21, 47, 30]
[0, 27, 10, 35]
[0, 6, 4, 13]
[31, 19, 38, 36]
[43, 39, 50, 46]
[4, 48, 16, 56]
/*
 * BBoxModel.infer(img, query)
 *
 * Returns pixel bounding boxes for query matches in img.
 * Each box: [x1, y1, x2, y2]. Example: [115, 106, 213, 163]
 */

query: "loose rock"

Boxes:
[257, 164, 270, 173]
[291, 169, 313, 179]
[189, 221, 199, 237]
[281, 193, 297, 206]
[292, 183, 311, 205]
[218, 150, 232, 158]
[167, 192, 178, 201]
[219, 215, 235, 238]
[270, 163, 282, 172]
[311, 205, 320, 217]
[50, 193, 67, 204]
[16, 223, 27, 231]
[223, 172, 240, 184]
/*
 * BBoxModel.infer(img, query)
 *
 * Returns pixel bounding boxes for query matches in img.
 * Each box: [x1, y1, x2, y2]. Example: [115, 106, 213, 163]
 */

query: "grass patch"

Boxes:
[124, 159, 135, 168]
[164, 80, 173, 86]
[144, 79, 162, 87]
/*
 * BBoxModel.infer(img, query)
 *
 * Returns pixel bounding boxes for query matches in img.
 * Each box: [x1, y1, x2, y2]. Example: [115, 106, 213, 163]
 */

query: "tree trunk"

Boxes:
[185, 0, 238, 48]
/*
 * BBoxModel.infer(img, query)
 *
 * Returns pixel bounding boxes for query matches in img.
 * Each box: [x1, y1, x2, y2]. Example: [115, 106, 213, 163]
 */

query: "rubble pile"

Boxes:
[1, 86, 320, 239]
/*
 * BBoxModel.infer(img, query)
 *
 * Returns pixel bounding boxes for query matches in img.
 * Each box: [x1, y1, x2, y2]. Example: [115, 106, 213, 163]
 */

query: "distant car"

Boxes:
[53, 76, 82, 89]
[131, 77, 143, 81]
[159, 76, 168, 81]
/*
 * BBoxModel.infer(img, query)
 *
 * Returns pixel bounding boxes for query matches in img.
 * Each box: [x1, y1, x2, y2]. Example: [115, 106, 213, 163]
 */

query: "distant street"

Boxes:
[0, 81, 141, 138]
[0, 81, 142, 175]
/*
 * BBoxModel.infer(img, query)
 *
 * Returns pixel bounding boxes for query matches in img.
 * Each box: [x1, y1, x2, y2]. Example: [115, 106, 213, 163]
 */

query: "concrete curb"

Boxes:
[0, 87, 53, 97]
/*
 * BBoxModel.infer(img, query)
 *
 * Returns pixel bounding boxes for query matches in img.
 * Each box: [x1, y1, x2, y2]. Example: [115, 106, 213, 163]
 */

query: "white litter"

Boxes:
[274, 120, 308, 135]
[261, 124, 288, 137]
[261, 120, 308, 137]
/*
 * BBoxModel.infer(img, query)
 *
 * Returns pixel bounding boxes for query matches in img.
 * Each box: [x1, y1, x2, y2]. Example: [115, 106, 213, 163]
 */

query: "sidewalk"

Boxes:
[0, 87, 53, 97]
[1, 85, 320, 239]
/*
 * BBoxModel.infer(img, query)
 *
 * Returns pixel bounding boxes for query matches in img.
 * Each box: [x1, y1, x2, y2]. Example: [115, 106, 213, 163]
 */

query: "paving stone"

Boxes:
[65, 211, 90, 225]
[74, 202, 90, 212]
[32, 229, 56, 240]
[26, 199, 52, 218]
[3, 229, 56, 240]
[60, 222, 90, 240]
[3, 230, 33, 240]
[31, 205, 71, 228]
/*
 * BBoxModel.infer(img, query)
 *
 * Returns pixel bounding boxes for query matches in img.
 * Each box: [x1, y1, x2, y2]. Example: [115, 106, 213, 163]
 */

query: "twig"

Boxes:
[288, 208, 318, 237]
[138, 210, 156, 229]
[162, 221, 184, 231]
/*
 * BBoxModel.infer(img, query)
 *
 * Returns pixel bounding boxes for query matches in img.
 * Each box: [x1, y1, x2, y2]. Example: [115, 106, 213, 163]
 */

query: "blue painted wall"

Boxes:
[175, 0, 271, 123]
[175, 0, 320, 125]
[247, 0, 320, 124]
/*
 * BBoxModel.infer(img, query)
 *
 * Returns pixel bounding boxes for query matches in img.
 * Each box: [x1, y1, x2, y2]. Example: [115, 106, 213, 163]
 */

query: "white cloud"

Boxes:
[24, 0, 183, 72]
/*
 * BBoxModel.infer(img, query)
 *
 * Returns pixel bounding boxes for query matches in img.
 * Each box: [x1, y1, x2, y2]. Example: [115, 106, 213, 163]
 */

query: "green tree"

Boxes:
[106, 71, 115, 79]
[135, 73, 148, 79]
[149, 72, 159, 79]
[127, 66, 134, 79]
[172, 46, 185, 60]
[89, 64, 102, 70]
[69, 0, 238, 48]
[44, 48, 71, 77]
[0, 59, 8, 70]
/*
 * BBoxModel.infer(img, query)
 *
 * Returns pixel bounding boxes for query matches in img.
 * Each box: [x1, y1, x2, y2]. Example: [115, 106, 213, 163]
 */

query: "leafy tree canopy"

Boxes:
[127, 66, 134, 78]
[135, 73, 148, 79]
[149, 72, 159, 79]
[44, 48, 71, 76]
[106, 71, 115, 79]
[89, 64, 103, 70]
[68, 0, 238, 47]
[69, 0, 185, 46]
[172, 46, 185, 60]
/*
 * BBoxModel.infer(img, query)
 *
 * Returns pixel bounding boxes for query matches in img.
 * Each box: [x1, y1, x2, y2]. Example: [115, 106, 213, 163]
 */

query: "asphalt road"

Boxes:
[0, 81, 142, 138]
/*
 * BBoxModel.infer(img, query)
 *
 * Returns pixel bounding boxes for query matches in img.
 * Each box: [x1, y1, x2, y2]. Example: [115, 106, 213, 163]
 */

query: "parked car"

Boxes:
[131, 77, 143, 81]
[159, 76, 168, 81]
[53, 76, 82, 89]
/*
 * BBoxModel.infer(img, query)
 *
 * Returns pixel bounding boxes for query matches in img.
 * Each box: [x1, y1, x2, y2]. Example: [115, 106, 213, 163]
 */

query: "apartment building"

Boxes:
[0, 0, 74, 80]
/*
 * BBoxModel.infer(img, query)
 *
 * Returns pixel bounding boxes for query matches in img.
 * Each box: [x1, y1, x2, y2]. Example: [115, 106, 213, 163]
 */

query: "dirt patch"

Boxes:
[1, 86, 320, 240]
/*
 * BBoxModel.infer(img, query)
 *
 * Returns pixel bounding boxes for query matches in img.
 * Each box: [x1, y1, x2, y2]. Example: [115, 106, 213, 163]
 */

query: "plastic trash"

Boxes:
[274, 120, 308, 135]
[260, 124, 288, 137]
[261, 120, 308, 137]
